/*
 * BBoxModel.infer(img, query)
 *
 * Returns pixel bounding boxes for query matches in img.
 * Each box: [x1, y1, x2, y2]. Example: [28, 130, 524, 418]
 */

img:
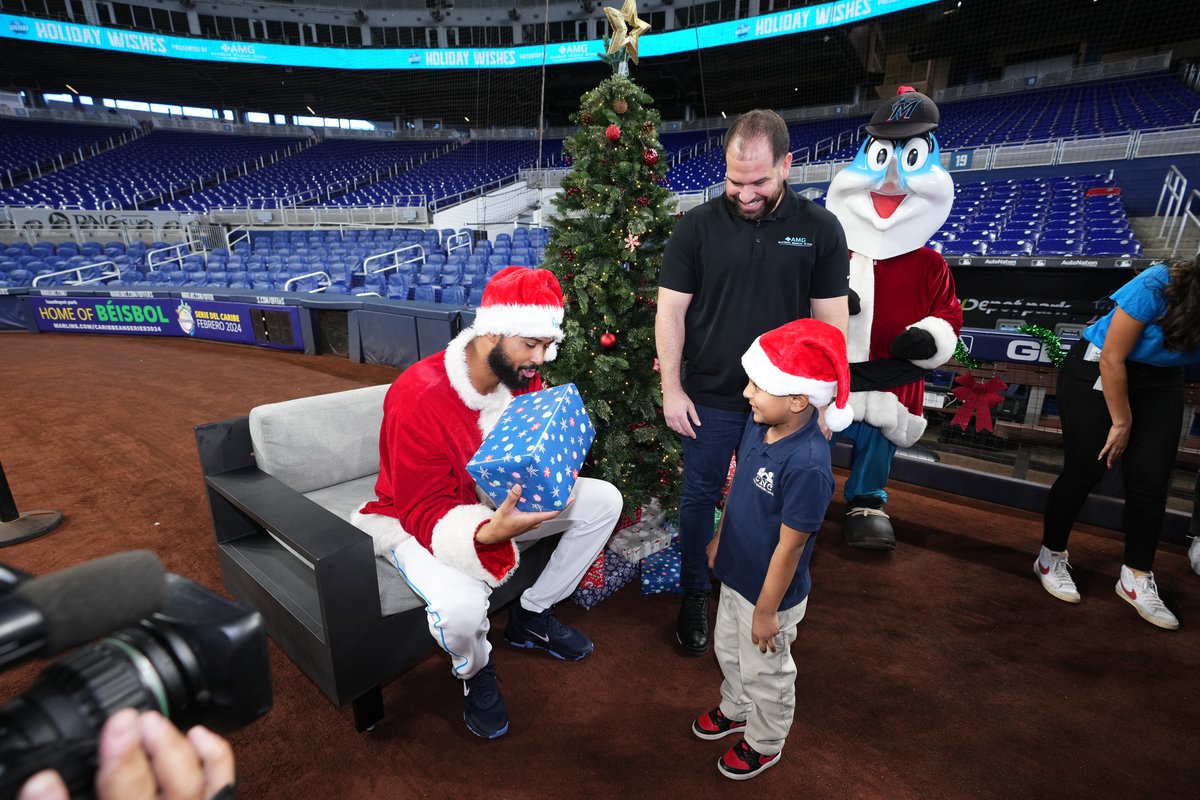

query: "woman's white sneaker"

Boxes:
[1035, 546, 1081, 603]
[1189, 537, 1200, 577]
[1115, 565, 1179, 630]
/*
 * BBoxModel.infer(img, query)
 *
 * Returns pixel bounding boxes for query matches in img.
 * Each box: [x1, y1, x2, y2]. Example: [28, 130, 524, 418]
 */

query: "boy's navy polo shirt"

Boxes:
[659, 187, 850, 411]
[713, 410, 834, 611]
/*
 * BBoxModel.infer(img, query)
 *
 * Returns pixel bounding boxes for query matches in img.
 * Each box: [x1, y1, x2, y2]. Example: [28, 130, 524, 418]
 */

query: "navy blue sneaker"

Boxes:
[504, 604, 594, 661]
[462, 660, 508, 739]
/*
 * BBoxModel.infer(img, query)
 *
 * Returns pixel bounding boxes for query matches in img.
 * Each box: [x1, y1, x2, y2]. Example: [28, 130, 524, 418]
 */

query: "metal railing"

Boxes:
[146, 240, 201, 272]
[227, 225, 250, 252]
[1170, 189, 1200, 259]
[360, 244, 425, 277]
[204, 203, 426, 227]
[1155, 166, 1189, 240]
[282, 271, 332, 293]
[445, 230, 472, 257]
[31, 260, 120, 287]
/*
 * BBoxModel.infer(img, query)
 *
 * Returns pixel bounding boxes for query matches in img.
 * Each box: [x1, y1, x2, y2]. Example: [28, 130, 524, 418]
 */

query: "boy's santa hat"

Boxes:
[741, 318, 854, 432]
[473, 266, 565, 360]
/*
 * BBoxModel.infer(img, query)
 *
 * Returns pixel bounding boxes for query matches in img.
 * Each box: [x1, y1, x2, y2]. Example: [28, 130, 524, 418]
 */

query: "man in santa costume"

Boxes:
[351, 266, 622, 739]
[824, 87, 963, 550]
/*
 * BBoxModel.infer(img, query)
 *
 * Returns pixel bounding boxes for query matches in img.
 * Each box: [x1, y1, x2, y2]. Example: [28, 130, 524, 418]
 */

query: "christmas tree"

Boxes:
[540, 71, 681, 513]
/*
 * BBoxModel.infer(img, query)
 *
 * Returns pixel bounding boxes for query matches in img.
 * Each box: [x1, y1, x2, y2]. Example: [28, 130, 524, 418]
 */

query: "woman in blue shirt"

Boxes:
[1035, 257, 1200, 629]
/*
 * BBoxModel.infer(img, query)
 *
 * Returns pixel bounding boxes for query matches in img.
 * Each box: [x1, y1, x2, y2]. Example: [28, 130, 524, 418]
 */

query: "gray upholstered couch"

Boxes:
[195, 384, 560, 731]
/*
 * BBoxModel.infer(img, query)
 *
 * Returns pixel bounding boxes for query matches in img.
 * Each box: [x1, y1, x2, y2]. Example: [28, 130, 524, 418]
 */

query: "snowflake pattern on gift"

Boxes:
[466, 383, 595, 512]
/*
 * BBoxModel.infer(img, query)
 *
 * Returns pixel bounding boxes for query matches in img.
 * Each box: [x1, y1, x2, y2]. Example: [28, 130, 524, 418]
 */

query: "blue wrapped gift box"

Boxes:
[640, 540, 682, 595]
[466, 383, 595, 512]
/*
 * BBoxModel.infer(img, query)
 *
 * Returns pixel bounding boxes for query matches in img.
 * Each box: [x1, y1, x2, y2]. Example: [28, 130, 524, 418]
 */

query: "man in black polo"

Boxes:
[656, 108, 849, 656]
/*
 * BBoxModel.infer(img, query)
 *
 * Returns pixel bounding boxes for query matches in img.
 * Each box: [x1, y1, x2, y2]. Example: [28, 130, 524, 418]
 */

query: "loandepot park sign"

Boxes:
[2, 1, 936, 70]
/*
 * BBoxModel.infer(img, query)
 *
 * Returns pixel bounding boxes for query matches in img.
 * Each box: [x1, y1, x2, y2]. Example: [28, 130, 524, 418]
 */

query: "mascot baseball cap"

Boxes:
[865, 85, 940, 140]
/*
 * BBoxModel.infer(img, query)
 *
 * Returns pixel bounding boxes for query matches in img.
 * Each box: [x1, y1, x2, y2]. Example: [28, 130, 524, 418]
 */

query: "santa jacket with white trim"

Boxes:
[358, 329, 540, 587]
[846, 247, 963, 448]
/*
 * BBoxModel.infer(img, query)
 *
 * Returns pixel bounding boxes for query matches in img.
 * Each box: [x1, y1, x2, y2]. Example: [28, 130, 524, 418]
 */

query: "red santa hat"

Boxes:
[474, 266, 565, 360]
[741, 318, 854, 431]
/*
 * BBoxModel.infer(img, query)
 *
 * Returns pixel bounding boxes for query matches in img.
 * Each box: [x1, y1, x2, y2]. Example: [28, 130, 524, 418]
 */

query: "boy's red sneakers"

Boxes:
[692, 706, 747, 740]
[717, 738, 781, 780]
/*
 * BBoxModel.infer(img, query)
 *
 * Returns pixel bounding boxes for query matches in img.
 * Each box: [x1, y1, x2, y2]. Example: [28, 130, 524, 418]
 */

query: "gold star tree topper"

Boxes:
[604, 0, 652, 64]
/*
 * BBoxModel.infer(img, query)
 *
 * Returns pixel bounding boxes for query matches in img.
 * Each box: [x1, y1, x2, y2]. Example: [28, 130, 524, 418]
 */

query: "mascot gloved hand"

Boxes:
[825, 86, 964, 551]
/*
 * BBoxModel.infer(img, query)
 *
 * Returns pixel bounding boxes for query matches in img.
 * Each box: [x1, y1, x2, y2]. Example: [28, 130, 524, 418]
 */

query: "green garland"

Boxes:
[954, 339, 982, 370]
[1017, 323, 1066, 368]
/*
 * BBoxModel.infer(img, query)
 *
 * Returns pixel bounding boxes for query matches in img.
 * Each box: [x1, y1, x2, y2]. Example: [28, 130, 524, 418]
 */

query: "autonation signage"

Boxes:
[2, 1, 936, 69]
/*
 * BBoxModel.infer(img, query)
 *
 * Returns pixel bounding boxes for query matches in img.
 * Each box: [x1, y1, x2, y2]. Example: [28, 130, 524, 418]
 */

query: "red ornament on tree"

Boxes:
[561, 248, 576, 262]
[605, 124, 621, 142]
[564, 186, 581, 201]
[642, 148, 659, 166]
[636, 196, 649, 207]
[599, 332, 618, 350]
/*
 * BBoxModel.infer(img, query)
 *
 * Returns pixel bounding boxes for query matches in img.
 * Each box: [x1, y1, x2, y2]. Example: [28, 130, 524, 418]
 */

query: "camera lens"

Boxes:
[0, 574, 271, 799]
[0, 631, 170, 796]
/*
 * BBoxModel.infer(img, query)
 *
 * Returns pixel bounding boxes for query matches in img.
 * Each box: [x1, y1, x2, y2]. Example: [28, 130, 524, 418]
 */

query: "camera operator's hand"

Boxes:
[18, 709, 236, 800]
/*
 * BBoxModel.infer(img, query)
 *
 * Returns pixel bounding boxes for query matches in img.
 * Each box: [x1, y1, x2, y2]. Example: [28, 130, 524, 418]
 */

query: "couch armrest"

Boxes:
[204, 466, 382, 642]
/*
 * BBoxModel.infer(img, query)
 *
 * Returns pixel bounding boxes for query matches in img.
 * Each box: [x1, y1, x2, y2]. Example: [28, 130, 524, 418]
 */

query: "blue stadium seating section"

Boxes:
[663, 74, 1200, 191]
[327, 139, 566, 207]
[0, 227, 551, 302]
[1, 75, 1192, 211]
[0, 130, 306, 210]
[0, 118, 135, 179]
[156, 139, 449, 212]
[926, 174, 1142, 257]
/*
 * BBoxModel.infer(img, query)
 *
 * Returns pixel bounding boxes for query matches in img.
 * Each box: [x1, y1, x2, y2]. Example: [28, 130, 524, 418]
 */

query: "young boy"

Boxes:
[692, 318, 852, 780]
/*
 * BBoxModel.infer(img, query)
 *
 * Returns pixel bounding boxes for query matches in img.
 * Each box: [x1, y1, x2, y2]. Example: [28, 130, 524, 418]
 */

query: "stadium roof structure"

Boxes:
[0, 0, 1195, 127]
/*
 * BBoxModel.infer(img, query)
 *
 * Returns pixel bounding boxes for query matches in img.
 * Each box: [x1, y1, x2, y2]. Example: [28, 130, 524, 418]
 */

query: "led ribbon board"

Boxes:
[2, 1, 936, 70]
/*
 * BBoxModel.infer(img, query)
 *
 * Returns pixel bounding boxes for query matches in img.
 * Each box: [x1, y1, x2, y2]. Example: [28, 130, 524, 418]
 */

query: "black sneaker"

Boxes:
[504, 605, 594, 661]
[676, 592, 710, 656]
[692, 706, 747, 740]
[462, 660, 508, 739]
[717, 738, 781, 781]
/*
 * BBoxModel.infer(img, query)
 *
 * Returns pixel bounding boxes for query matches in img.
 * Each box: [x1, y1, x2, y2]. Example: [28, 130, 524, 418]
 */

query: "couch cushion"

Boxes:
[305, 475, 424, 616]
[304, 475, 379, 524]
[250, 384, 389, 494]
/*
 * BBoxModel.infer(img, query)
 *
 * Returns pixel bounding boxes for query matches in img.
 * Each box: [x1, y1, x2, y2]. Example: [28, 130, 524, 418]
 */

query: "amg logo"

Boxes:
[778, 236, 812, 248]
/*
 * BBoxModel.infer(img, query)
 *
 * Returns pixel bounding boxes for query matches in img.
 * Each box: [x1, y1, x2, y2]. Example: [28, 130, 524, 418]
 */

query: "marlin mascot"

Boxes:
[825, 86, 964, 550]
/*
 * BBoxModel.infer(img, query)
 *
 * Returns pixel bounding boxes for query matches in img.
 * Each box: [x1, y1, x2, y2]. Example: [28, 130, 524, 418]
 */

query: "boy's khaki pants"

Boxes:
[714, 585, 808, 755]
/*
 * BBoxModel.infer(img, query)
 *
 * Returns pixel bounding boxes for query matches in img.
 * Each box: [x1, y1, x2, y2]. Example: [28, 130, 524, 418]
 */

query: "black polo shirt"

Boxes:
[660, 188, 849, 411]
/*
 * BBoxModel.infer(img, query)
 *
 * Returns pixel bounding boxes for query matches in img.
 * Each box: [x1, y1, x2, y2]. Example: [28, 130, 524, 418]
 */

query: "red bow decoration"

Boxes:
[950, 373, 1007, 433]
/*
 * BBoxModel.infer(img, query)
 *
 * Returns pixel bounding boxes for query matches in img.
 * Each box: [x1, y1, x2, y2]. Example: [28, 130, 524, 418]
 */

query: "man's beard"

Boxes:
[488, 342, 533, 391]
[725, 182, 784, 221]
